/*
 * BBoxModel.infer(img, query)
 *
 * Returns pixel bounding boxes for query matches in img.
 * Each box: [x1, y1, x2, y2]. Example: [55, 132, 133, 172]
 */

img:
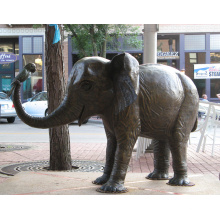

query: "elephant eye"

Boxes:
[81, 81, 92, 91]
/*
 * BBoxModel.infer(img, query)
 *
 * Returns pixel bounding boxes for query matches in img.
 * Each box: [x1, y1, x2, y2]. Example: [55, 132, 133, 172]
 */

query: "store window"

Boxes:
[211, 79, 220, 98]
[0, 39, 19, 94]
[157, 39, 176, 52]
[21, 36, 43, 100]
[210, 52, 220, 98]
[157, 37, 179, 68]
[185, 52, 206, 97]
[210, 52, 220, 63]
[210, 34, 220, 50]
[22, 55, 43, 99]
[122, 35, 143, 51]
[185, 35, 205, 50]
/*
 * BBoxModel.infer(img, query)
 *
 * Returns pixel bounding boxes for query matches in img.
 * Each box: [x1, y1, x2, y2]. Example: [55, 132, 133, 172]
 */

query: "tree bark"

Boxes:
[89, 25, 98, 56]
[99, 25, 108, 58]
[45, 24, 72, 170]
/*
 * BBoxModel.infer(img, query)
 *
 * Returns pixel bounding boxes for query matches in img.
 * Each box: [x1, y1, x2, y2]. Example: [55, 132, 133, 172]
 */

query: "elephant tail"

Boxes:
[191, 117, 198, 132]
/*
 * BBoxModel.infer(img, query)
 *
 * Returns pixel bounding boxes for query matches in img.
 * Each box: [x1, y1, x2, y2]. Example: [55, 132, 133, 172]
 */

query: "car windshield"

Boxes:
[0, 93, 9, 100]
[31, 92, 47, 102]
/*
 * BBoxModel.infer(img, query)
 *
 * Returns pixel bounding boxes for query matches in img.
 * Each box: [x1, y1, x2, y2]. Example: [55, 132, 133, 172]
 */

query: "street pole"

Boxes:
[136, 24, 158, 155]
[143, 24, 158, 64]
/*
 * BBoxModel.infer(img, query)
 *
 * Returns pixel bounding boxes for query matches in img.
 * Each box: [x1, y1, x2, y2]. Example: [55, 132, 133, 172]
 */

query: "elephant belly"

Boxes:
[139, 64, 184, 140]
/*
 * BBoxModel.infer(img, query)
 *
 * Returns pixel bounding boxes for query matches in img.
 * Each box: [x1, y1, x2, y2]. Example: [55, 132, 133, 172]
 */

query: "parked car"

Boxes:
[0, 92, 17, 123]
[22, 91, 48, 117]
[22, 91, 88, 124]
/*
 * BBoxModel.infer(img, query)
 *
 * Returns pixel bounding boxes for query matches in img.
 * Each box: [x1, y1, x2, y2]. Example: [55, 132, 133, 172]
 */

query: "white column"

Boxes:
[135, 24, 158, 158]
[143, 24, 158, 64]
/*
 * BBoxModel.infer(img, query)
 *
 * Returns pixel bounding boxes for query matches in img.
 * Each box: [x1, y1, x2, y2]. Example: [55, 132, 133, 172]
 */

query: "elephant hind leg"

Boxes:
[168, 139, 194, 186]
[146, 139, 170, 180]
[168, 114, 195, 186]
[166, 74, 198, 186]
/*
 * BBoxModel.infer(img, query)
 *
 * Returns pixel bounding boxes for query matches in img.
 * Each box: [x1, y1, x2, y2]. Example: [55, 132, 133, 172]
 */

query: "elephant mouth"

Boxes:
[78, 105, 85, 126]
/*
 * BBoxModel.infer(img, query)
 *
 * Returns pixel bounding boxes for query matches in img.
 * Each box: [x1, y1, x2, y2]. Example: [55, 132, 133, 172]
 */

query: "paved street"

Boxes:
[0, 117, 106, 143]
[0, 114, 220, 198]
[1, 116, 219, 145]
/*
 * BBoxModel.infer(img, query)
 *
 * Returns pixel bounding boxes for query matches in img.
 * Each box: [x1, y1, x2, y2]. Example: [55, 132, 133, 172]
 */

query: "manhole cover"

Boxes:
[0, 160, 105, 176]
[0, 145, 30, 151]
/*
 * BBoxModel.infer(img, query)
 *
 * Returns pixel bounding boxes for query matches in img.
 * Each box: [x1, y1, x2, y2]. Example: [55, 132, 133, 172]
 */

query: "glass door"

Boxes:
[0, 74, 12, 94]
[185, 52, 206, 97]
[0, 39, 19, 95]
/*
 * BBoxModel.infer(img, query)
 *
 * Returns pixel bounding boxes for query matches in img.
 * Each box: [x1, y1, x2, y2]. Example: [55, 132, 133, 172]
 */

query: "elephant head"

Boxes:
[12, 53, 140, 128]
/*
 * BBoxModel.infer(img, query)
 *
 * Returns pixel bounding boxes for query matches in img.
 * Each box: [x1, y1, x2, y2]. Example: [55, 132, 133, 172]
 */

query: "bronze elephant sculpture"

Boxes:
[12, 53, 199, 193]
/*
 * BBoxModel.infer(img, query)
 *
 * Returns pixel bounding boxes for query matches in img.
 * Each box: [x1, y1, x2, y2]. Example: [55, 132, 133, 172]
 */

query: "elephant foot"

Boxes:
[146, 171, 169, 180]
[92, 174, 110, 185]
[96, 180, 128, 193]
[167, 176, 195, 186]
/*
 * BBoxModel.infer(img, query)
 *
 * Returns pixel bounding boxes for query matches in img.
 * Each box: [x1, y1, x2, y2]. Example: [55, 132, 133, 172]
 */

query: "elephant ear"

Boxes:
[110, 53, 139, 114]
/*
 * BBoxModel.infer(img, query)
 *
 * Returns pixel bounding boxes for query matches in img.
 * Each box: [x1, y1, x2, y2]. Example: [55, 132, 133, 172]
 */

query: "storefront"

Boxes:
[0, 38, 19, 94]
[68, 25, 220, 102]
[180, 33, 220, 102]
[0, 26, 44, 102]
[157, 35, 180, 69]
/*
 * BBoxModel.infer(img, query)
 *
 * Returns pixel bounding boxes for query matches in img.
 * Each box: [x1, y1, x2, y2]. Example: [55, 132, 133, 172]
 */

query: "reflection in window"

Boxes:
[193, 79, 206, 98]
[157, 39, 176, 52]
[32, 92, 47, 102]
[122, 35, 143, 51]
[210, 52, 220, 63]
[22, 54, 43, 100]
[211, 79, 220, 98]
[0, 43, 13, 52]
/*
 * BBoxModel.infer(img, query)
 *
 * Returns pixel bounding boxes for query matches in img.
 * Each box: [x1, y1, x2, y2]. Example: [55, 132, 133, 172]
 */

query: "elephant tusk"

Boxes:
[78, 105, 85, 126]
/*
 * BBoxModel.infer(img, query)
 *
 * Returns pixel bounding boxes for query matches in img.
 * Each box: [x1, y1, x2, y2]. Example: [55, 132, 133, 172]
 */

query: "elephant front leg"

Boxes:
[97, 148, 131, 193]
[92, 129, 117, 185]
[146, 139, 170, 180]
[97, 128, 139, 193]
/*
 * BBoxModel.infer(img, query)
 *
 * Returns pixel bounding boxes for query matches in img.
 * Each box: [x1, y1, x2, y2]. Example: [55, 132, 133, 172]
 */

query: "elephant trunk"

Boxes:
[13, 81, 80, 129]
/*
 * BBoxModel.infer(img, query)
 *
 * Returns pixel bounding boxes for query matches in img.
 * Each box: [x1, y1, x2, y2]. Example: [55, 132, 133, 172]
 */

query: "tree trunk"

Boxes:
[45, 24, 72, 170]
[100, 38, 107, 58]
[100, 25, 108, 58]
[90, 25, 98, 56]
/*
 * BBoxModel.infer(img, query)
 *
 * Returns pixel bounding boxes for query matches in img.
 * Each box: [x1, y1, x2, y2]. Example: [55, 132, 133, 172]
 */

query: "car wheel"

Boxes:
[7, 117, 15, 123]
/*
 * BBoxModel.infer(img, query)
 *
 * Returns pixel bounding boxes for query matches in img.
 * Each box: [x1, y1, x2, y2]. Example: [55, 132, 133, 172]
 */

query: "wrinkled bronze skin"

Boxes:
[12, 53, 199, 193]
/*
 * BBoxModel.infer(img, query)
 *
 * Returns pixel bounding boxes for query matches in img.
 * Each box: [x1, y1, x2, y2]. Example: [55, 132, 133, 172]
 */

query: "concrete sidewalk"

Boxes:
[0, 171, 219, 195]
[0, 142, 220, 195]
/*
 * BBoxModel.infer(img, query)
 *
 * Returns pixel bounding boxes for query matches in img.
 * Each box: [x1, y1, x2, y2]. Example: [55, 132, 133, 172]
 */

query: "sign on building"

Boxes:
[0, 52, 18, 64]
[194, 64, 220, 79]
[157, 52, 179, 60]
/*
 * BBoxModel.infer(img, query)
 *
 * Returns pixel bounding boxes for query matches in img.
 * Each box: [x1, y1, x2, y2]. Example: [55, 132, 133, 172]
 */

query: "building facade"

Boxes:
[158, 24, 220, 102]
[0, 24, 68, 102]
[1, 24, 220, 102]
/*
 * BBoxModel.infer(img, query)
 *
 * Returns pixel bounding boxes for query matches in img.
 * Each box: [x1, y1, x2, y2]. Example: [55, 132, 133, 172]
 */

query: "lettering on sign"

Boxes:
[0, 52, 18, 64]
[194, 64, 220, 79]
[157, 52, 179, 59]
